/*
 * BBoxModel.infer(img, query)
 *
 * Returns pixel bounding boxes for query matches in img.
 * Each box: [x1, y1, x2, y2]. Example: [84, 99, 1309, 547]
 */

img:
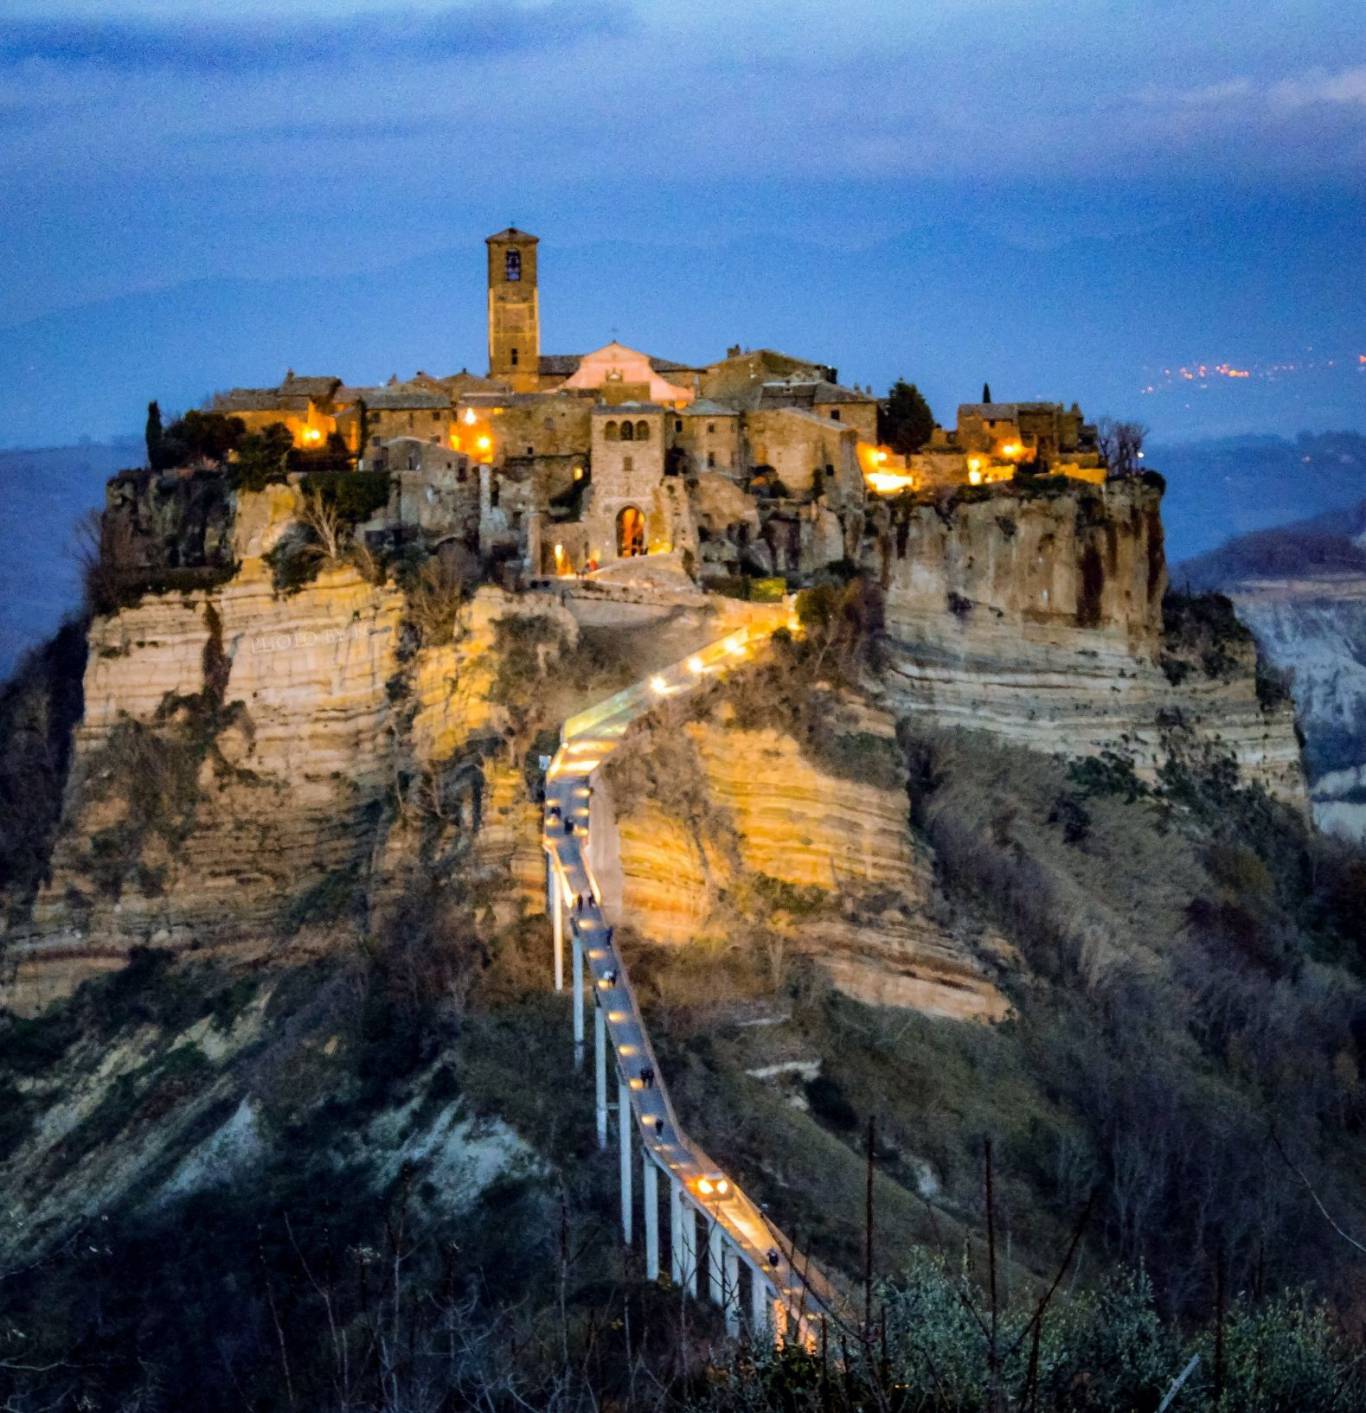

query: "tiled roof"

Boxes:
[279, 374, 342, 399]
[678, 399, 738, 416]
[539, 354, 583, 376]
[357, 386, 450, 410]
[486, 226, 538, 243]
[957, 402, 1062, 419]
[215, 388, 311, 413]
[750, 379, 874, 411]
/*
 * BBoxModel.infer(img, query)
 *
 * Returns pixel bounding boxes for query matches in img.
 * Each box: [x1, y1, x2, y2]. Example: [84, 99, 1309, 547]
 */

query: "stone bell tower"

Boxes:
[486, 226, 540, 393]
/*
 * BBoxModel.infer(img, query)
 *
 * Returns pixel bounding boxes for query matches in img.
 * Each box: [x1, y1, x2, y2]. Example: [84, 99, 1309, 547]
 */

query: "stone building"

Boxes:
[912, 401, 1106, 489]
[486, 228, 541, 393]
[214, 372, 345, 447]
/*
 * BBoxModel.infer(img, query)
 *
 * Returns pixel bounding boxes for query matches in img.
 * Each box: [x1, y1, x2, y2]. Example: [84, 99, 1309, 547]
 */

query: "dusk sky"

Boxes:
[2, 0, 1363, 445]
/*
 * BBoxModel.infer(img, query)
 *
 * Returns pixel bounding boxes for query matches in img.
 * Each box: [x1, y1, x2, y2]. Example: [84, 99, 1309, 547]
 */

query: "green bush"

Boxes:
[300, 470, 391, 526]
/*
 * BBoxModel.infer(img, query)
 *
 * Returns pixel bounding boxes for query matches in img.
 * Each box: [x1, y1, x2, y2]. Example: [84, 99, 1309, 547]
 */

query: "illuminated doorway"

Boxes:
[617, 506, 646, 557]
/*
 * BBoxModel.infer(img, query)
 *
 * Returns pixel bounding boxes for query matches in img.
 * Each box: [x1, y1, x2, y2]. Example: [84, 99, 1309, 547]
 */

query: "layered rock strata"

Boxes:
[597, 695, 1007, 1022]
[3, 487, 573, 1007]
[872, 479, 1305, 804]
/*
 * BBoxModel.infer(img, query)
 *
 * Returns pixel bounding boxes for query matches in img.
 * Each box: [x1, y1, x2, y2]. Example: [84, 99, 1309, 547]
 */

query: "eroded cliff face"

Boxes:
[3, 485, 573, 1009]
[1213, 578, 1366, 840]
[595, 690, 1007, 1022]
[873, 479, 1305, 804]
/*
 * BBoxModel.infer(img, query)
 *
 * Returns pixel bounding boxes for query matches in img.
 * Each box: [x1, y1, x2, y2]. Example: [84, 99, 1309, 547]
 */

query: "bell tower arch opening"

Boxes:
[616, 506, 646, 557]
[486, 226, 540, 393]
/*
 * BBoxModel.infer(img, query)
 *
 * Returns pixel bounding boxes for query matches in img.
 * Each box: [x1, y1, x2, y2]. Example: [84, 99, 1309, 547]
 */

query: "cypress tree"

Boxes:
[145, 400, 163, 469]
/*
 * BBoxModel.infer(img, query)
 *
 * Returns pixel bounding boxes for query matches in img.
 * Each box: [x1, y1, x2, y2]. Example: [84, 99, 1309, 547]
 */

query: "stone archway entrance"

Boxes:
[616, 505, 646, 557]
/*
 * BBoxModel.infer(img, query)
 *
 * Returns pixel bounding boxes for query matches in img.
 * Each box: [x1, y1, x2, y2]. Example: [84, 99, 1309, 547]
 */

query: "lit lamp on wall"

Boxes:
[301, 426, 324, 447]
[968, 456, 983, 485]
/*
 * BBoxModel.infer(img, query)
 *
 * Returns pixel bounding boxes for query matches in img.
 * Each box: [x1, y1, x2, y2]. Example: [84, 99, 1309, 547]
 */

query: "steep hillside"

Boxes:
[872, 477, 1305, 805]
[1182, 501, 1366, 840]
[7, 470, 1366, 1410]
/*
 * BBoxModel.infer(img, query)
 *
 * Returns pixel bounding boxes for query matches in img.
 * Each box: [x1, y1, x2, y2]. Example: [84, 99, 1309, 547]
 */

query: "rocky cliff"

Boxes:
[871, 477, 1305, 804]
[595, 684, 1007, 1022]
[1180, 501, 1366, 840]
[2, 482, 576, 1009]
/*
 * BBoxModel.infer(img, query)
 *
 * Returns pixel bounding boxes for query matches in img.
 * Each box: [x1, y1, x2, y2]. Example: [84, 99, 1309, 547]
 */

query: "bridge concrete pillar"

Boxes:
[707, 1218, 725, 1306]
[550, 861, 564, 992]
[670, 1180, 697, 1295]
[643, 1152, 660, 1280]
[750, 1265, 773, 1342]
[722, 1243, 741, 1337]
[571, 934, 584, 1067]
[669, 1178, 685, 1285]
[618, 1078, 633, 1245]
[594, 1005, 608, 1150]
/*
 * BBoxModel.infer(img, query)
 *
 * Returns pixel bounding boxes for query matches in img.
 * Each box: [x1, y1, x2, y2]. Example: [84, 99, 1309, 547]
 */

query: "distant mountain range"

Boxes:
[1158, 431, 1366, 565]
[2, 207, 1362, 451]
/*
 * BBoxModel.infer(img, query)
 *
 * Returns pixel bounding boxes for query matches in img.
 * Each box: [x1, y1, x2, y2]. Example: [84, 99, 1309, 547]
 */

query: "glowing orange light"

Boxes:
[463, 408, 477, 425]
[301, 427, 323, 445]
[968, 468, 983, 486]
[572, 465, 584, 480]
[476, 435, 492, 451]
[696, 1178, 714, 1196]
[1000, 442, 1022, 459]
[866, 470, 915, 495]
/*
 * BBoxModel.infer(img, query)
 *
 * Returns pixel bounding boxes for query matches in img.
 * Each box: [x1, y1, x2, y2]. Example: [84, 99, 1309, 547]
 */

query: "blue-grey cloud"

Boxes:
[0, 3, 630, 73]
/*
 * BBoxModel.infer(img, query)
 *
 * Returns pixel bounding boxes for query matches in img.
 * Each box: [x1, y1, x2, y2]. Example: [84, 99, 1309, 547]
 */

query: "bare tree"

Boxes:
[1097, 418, 1148, 477]
[299, 486, 345, 565]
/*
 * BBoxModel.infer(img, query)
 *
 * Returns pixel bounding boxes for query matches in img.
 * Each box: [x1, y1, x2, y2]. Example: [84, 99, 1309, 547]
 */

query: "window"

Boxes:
[432, 411, 440, 422]
[623, 455, 634, 472]
[675, 419, 683, 433]
[707, 451, 716, 468]
[604, 420, 619, 441]
[505, 249, 521, 282]
[510, 347, 519, 367]
[707, 422, 715, 433]
[526, 445, 534, 456]
[621, 421, 635, 441]
[830, 410, 840, 421]
[635, 421, 650, 441]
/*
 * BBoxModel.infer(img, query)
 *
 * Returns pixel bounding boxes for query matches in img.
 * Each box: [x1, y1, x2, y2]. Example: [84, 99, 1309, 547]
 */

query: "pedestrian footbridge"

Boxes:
[542, 608, 843, 1346]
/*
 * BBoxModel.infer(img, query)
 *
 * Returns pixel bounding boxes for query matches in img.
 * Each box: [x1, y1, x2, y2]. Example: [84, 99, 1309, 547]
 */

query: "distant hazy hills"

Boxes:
[0, 442, 135, 679]
[1158, 432, 1366, 566]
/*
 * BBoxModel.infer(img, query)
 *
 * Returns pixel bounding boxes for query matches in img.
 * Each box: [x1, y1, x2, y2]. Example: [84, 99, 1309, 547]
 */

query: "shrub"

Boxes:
[299, 470, 391, 526]
[227, 422, 293, 492]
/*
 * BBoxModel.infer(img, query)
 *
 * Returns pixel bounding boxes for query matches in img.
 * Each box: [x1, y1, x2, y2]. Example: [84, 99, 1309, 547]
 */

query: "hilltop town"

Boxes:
[4, 226, 1364, 1413]
[187, 226, 1112, 589]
